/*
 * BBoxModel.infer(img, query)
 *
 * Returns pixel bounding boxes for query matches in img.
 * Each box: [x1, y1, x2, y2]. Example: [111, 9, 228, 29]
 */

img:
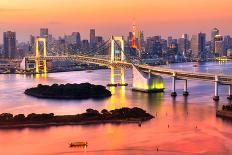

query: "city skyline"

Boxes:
[0, 0, 232, 42]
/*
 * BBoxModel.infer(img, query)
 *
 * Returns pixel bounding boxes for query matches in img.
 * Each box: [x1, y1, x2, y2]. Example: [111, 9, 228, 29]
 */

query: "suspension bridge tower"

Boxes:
[35, 37, 47, 74]
[107, 36, 128, 87]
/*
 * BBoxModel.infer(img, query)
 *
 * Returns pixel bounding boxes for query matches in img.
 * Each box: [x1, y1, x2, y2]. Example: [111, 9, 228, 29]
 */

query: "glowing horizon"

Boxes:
[0, 0, 232, 42]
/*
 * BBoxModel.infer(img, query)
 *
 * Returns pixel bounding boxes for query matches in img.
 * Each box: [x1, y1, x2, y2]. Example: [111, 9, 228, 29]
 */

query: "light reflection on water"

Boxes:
[1, 62, 232, 154]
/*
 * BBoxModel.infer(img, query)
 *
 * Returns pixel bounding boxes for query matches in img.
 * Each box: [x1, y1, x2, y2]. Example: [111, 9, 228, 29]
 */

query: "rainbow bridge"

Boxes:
[20, 36, 232, 101]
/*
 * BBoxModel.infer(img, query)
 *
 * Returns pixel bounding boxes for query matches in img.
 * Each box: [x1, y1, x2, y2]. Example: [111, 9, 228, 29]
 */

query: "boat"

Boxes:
[193, 64, 199, 68]
[86, 70, 93, 73]
[69, 142, 88, 147]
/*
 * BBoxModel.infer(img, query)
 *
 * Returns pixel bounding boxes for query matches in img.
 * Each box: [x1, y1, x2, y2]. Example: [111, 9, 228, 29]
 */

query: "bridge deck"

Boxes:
[26, 56, 232, 84]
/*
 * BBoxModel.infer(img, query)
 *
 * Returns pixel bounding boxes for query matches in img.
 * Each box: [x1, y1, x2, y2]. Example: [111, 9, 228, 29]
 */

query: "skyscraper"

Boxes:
[211, 28, 219, 52]
[29, 35, 35, 53]
[178, 34, 189, 55]
[214, 35, 223, 56]
[190, 33, 206, 57]
[198, 32, 206, 53]
[223, 35, 232, 53]
[167, 36, 173, 47]
[3, 31, 16, 59]
[90, 29, 96, 49]
[191, 35, 198, 56]
[40, 28, 49, 38]
[138, 31, 145, 50]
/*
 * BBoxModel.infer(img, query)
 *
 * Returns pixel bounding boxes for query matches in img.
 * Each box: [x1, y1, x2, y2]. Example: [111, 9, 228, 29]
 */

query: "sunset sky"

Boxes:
[0, 0, 232, 42]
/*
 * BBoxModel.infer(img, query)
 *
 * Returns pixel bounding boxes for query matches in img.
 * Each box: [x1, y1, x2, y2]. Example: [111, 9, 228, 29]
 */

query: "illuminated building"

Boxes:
[211, 28, 219, 52]
[178, 34, 189, 56]
[214, 35, 223, 56]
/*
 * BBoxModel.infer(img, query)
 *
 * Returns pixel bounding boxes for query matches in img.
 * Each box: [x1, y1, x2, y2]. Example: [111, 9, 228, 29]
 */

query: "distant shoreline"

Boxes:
[0, 107, 154, 129]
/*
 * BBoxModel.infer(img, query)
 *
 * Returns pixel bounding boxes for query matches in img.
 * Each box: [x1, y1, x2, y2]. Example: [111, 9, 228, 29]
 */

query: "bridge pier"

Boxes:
[213, 75, 219, 101]
[171, 74, 177, 97]
[118, 67, 128, 86]
[227, 85, 232, 100]
[183, 80, 189, 96]
[132, 66, 164, 92]
[107, 66, 117, 87]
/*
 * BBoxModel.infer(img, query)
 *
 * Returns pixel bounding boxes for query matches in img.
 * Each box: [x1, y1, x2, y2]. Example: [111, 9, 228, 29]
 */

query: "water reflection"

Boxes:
[108, 86, 126, 110]
[1, 62, 232, 154]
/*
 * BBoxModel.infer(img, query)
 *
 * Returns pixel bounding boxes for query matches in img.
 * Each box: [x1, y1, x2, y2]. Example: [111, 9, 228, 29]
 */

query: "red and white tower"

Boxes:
[131, 24, 137, 49]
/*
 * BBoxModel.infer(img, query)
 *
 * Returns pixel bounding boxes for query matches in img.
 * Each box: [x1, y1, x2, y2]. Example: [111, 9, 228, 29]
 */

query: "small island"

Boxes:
[25, 83, 112, 99]
[216, 105, 232, 119]
[0, 107, 154, 129]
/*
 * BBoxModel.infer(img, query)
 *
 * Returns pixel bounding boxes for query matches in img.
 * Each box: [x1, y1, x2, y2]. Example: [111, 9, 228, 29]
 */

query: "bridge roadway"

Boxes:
[26, 55, 232, 84]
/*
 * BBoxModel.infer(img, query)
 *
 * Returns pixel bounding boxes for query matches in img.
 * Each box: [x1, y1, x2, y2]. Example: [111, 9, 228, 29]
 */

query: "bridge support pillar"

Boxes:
[118, 67, 128, 86]
[171, 74, 177, 97]
[227, 85, 232, 100]
[107, 66, 128, 87]
[213, 75, 219, 101]
[132, 66, 164, 92]
[183, 80, 189, 96]
[107, 66, 117, 87]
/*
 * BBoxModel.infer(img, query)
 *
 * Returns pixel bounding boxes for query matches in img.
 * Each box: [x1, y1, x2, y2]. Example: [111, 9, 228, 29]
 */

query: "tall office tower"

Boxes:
[198, 32, 206, 54]
[191, 35, 199, 57]
[214, 35, 223, 56]
[223, 35, 232, 53]
[127, 32, 133, 46]
[190, 33, 206, 57]
[178, 34, 189, 55]
[29, 35, 35, 52]
[167, 36, 173, 47]
[40, 28, 49, 38]
[211, 28, 219, 52]
[138, 31, 145, 50]
[90, 29, 96, 49]
[3, 31, 16, 59]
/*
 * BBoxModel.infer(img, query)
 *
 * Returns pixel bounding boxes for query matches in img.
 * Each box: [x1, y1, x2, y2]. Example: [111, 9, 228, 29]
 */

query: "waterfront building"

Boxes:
[3, 31, 16, 59]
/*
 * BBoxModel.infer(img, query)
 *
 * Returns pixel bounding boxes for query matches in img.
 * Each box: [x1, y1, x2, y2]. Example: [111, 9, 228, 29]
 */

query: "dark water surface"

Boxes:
[1, 61, 232, 155]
